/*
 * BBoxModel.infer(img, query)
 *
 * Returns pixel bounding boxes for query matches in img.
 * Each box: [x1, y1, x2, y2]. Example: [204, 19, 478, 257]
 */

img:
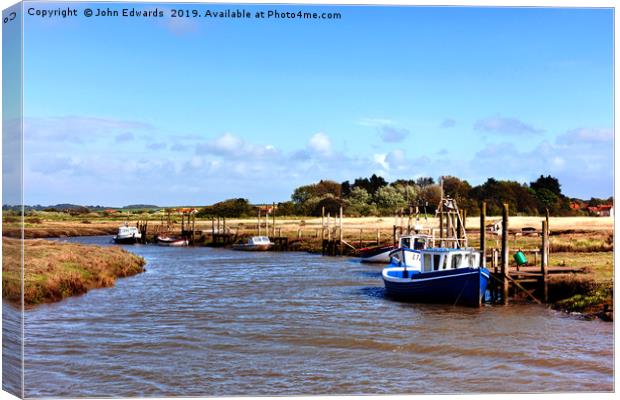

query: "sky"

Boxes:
[17, 2, 614, 206]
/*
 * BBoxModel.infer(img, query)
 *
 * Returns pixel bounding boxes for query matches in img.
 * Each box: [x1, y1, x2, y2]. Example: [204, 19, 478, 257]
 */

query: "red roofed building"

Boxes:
[588, 204, 614, 217]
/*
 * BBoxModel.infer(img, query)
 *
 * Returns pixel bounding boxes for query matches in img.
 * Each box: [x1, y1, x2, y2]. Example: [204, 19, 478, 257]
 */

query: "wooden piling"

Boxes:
[462, 209, 467, 232]
[257, 209, 261, 236]
[439, 207, 444, 247]
[321, 207, 325, 243]
[501, 203, 509, 305]
[480, 202, 486, 268]
[339, 207, 344, 255]
[541, 220, 549, 302]
[272, 202, 276, 237]
[327, 213, 331, 241]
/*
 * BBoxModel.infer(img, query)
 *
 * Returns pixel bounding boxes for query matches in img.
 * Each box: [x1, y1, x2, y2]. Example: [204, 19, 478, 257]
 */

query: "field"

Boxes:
[2, 238, 145, 305]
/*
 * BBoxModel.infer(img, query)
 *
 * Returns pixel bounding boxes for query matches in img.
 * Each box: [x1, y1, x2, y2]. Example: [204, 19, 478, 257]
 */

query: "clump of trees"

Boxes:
[196, 174, 611, 218]
[285, 174, 604, 217]
[196, 198, 254, 218]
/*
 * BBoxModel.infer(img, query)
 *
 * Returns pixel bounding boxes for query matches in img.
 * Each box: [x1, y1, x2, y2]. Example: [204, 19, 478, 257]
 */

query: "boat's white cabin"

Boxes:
[250, 236, 271, 244]
[118, 226, 140, 235]
[420, 249, 480, 272]
[398, 234, 432, 250]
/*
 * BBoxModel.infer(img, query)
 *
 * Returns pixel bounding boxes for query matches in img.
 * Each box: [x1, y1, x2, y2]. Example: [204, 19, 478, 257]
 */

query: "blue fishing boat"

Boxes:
[382, 248, 490, 307]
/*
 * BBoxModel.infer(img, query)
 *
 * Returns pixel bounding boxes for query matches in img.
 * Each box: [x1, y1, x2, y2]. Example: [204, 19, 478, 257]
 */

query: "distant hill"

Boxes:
[122, 204, 159, 209]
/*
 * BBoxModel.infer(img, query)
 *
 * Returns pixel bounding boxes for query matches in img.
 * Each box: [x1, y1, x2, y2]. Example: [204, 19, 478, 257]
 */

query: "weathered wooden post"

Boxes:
[393, 212, 398, 245]
[264, 208, 269, 236]
[272, 202, 276, 237]
[541, 220, 549, 302]
[321, 207, 325, 243]
[439, 205, 444, 247]
[501, 203, 509, 305]
[480, 202, 486, 267]
[545, 208, 550, 267]
[327, 213, 331, 241]
[257, 209, 261, 235]
[408, 206, 413, 234]
[223, 217, 226, 235]
[462, 209, 467, 231]
[339, 206, 344, 255]
[191, 213, 195, 245]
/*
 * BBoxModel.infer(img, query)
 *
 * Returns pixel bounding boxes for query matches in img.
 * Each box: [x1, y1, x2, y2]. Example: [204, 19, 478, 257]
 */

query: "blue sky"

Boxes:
[21, 3, 613, 206]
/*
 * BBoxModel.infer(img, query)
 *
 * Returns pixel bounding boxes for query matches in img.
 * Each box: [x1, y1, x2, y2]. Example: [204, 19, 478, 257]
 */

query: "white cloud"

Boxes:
[373, 153, 388, 169]
[196, 132, 279, 160]
[308, 132, 332, 155]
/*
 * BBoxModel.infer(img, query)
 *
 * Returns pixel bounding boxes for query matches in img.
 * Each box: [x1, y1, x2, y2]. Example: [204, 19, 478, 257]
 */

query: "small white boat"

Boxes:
[361, 234, 432, 264]
[156, 235, 189, 247]
[232, 236, 274, 251]
[113, 225, 142, 244]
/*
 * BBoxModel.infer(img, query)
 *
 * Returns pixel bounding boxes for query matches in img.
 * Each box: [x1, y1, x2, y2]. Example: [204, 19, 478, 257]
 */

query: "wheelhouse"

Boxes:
[420, 249, 480, 272]
[398, 234, 433, 250]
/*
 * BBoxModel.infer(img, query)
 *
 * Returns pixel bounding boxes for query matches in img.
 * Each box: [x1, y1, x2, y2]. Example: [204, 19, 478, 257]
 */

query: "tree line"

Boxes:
[196, 174, 612, 218]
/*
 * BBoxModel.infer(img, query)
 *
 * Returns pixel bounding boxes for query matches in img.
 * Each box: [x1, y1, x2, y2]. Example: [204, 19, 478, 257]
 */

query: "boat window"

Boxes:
[413, 238, 426, 250]
[469, 254, 478, 267]
[433, 254, 441, 271]
[423, 254, 433, 272]
[451, 254, 462, 269]
[401, 238, 411, 248]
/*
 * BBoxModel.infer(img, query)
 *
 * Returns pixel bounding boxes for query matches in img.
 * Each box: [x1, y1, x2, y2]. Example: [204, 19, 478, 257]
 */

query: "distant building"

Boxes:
[587, 205, 614, 217]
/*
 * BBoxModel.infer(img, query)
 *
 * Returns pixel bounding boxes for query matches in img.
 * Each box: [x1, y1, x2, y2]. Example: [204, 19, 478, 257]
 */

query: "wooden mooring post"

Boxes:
[501, 203, 509, 305]
[480, 202, 486, 268]
[541, 220, 549, 302]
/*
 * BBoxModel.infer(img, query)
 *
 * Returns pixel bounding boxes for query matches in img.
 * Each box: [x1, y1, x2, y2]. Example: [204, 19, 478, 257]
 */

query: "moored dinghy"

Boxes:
[360, 234, 432, 263]
[232, 236, 274, 251]
[382, 248, 490, 307]
[156, 235, 189, 247]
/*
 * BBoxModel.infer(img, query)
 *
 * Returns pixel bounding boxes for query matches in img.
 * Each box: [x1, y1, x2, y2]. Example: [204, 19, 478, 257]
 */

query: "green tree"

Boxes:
[530, 175, 562, 197]
[374, 186, 407, 214]
[352, 174, 388, 196]
[197, 198, 253, 218]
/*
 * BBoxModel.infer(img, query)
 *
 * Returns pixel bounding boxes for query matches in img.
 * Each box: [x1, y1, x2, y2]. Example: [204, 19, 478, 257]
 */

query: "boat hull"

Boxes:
[113, 236, 140, 245]
[231, 244, 273, 251]
[156, 237, 188, 247]
[359, 245, 396, 263]
[383, 267, 490, 307]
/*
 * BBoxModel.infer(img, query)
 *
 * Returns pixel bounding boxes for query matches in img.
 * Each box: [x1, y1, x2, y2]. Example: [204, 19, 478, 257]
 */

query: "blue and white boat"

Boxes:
[382, 248, 490, 307]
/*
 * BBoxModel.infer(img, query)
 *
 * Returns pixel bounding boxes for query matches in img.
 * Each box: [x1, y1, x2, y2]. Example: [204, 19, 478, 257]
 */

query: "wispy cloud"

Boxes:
[474, 116, 543, 135]
[195, 132, 279, 160]
[24, 116, 152, 143]
[380, 126, 409, 143]
[115, 132, 135, 143]
[357, 117, 394, 127]
[556, 127, 613, 145]
[440, 118, 456, 128]
[147, 142, 167, 150]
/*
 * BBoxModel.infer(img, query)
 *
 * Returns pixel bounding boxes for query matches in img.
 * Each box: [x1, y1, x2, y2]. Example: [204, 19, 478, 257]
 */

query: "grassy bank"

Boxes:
[2, 238, 145, 305]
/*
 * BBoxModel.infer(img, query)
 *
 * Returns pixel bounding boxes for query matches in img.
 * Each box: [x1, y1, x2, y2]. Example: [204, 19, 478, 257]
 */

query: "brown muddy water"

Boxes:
[3, 236, 613, 397]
